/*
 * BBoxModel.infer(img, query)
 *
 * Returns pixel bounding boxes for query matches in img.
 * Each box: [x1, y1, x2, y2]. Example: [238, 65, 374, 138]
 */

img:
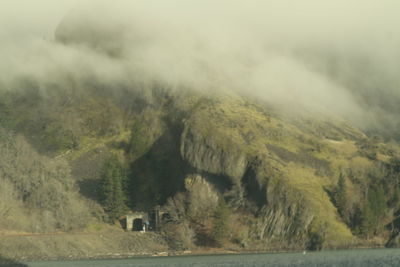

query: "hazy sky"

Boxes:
[1, 0, 400, 135]
[0, 0, 78, 39]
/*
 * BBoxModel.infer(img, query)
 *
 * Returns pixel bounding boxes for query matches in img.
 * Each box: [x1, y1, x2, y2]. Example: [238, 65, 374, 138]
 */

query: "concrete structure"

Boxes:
[126, 212, 148, 231]
[125, 207, 167, 232]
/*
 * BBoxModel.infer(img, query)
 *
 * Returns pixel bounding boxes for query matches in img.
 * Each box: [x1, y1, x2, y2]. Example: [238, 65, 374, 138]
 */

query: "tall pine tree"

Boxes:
[359, 200, 374, 237]
[99, 155, 128, 221]
[368, 185, 387, 234]
[335, 172, 348, 220]
[359, 185, 388, 237]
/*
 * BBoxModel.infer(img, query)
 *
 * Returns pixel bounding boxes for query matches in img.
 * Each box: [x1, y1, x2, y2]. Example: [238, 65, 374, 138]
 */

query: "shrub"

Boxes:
[211, 198, 231, 246]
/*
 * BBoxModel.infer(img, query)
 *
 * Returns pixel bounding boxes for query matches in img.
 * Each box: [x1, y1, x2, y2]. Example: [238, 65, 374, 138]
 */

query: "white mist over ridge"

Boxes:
[1, 0, 400, 136]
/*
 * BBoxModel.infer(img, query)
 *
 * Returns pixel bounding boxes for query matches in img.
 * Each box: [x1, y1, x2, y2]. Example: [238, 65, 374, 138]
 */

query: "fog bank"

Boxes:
[1, 0, 400, 137]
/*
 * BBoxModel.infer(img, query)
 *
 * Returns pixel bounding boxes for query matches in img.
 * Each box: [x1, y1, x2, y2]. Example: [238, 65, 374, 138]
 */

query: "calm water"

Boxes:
[26, 249, 400, 267]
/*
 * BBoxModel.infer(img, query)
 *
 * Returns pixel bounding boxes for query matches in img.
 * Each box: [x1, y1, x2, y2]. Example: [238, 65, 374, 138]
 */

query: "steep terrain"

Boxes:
[1, 8, 400, 260]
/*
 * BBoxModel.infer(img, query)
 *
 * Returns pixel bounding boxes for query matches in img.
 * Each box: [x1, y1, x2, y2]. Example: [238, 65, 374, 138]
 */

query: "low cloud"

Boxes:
[1, 0, 400, 136]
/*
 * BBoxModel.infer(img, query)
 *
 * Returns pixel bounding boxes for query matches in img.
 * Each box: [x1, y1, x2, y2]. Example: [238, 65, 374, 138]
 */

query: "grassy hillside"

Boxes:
[1, 84, 400, 253]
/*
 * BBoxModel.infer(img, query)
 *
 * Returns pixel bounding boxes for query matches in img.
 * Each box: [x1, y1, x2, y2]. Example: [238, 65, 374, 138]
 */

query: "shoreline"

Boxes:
[0, 230, 390, 263]
[23, 245, 389, 263]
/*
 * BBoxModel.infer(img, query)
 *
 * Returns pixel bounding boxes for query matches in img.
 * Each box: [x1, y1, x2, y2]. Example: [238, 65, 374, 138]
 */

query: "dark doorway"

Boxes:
[133, 218, 143, 231]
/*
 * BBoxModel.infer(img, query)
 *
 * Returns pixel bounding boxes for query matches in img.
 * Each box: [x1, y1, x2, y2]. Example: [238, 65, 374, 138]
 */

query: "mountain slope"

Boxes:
[1, 8, 400, 258]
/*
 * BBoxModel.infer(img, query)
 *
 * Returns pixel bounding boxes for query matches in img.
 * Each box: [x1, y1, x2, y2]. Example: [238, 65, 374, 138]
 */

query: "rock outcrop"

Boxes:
[170, 94, 355, 248]
[181, 123, 248, 183]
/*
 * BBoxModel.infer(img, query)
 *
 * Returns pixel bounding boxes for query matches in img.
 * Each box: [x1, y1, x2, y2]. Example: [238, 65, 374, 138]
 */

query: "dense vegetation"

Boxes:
[1, 10, 400, 255]
[99, 155, 128, 221]
[2, 79, 400, 250]
[0, 128, 90, 232]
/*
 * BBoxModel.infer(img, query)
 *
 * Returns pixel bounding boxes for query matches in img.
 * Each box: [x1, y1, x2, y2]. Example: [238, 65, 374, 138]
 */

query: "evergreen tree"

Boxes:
[368, 185, 387, 233]
[359, 185, 388, 237]
[359, 200, 374, 237]
[335, 172, 348, 220]
[99, 155, 128, 221]
[211, 198, 231, 246]
[350, 204, 363, 232]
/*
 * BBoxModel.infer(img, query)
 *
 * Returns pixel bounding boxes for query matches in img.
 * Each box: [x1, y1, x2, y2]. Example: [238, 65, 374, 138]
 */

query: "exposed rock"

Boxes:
[255, 180, 313, 244]
[180, 122, 248, 183]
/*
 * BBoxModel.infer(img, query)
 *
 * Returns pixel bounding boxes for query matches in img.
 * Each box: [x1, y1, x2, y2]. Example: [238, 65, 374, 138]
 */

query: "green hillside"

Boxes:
[1, 83, 400, 251]
[1, 8, 400, 260]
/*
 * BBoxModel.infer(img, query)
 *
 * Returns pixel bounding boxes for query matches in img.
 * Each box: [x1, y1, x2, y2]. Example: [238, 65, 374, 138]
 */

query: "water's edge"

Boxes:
[25, 247, 388, 264]
[25, 248, 400, 267]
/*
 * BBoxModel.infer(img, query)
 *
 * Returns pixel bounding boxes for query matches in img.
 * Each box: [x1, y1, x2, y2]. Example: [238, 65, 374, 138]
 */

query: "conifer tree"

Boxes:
[359, 200, 374, 237]
[359, 185, 388, 236]
[99, 155, 128, 221]
[335, 172, 348, 220]
[368, 185, 387, 233]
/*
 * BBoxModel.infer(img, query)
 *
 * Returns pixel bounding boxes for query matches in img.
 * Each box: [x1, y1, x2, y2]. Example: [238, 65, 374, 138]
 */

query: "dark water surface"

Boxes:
[26, 249, 400, 267]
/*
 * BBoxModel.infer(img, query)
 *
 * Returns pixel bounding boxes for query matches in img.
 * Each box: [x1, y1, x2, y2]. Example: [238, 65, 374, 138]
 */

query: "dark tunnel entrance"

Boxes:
[133, 218, 143, 231]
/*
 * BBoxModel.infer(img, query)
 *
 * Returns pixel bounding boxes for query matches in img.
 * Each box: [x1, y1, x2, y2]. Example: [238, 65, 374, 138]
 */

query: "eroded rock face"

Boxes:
[176, 100, 347, 247]
[255, 180, 313, 244]
[180, 123, 248, 183]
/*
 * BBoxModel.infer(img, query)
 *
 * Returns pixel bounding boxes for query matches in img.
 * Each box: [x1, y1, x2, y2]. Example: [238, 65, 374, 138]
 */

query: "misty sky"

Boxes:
[0, 0, 77, 39]
[1, 0, 400, 136]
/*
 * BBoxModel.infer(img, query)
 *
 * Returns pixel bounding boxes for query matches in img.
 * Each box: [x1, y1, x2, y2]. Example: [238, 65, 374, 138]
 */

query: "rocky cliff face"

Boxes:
[181, 122, 248, 183]
[142, 93, 356, 248]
